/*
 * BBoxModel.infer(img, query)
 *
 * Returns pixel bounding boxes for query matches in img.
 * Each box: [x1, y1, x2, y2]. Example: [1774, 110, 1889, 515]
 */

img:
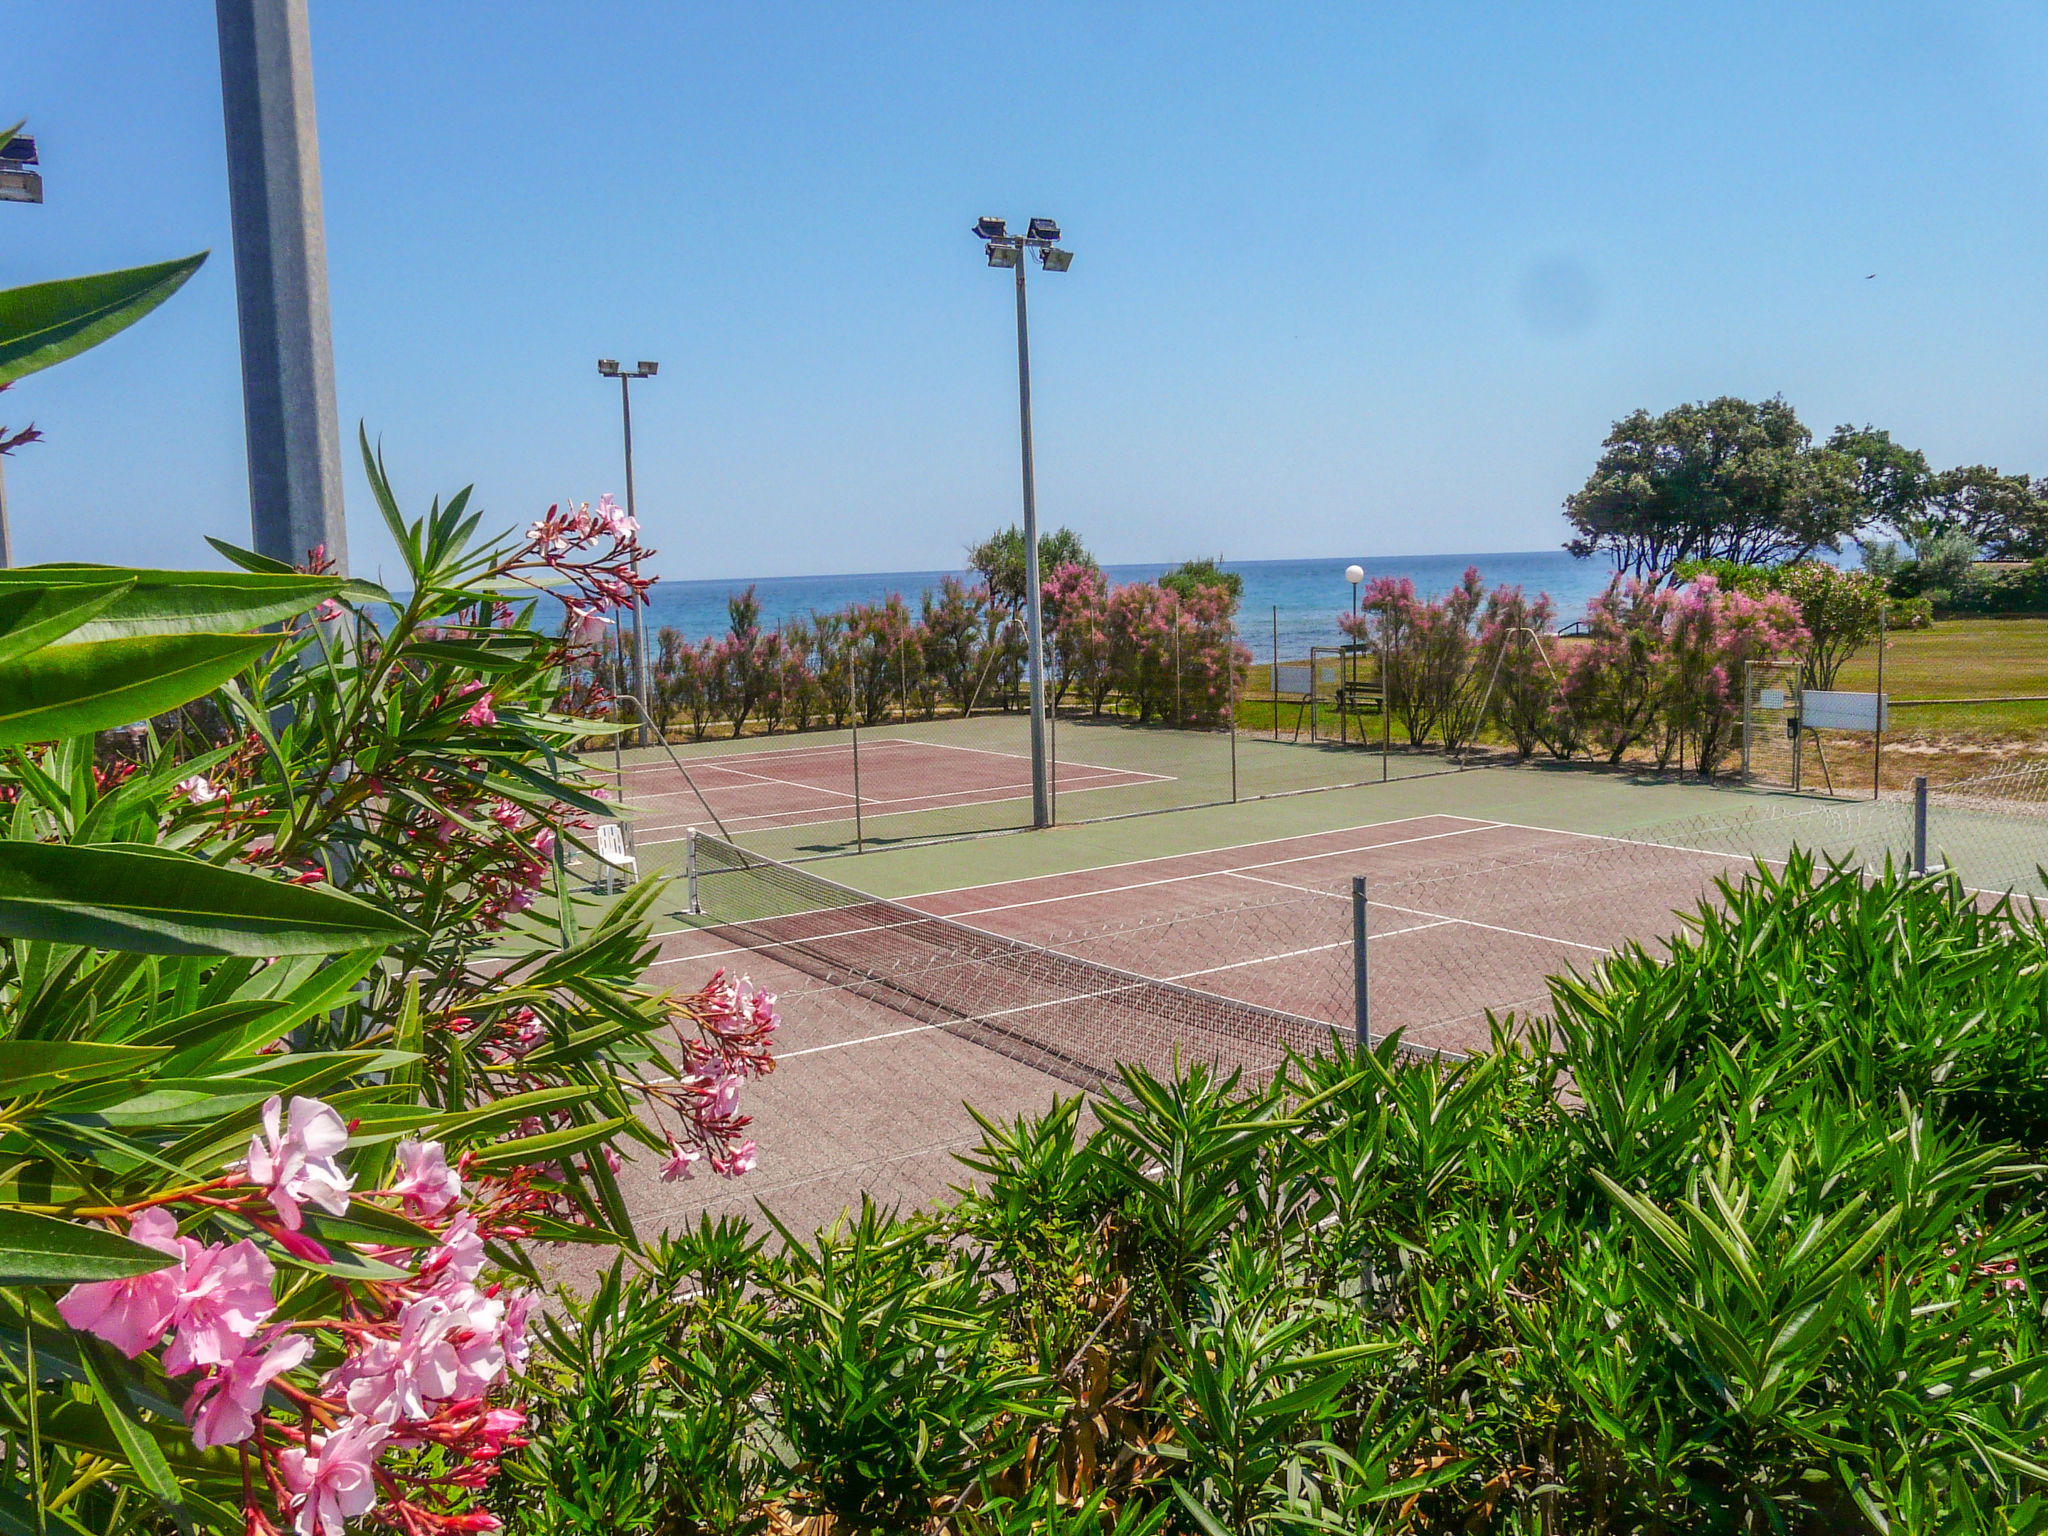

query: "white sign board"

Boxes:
[1274, 663, 1311, 695]
[1800, 690, 1888, 731]
[1757, 688, 1786, 711]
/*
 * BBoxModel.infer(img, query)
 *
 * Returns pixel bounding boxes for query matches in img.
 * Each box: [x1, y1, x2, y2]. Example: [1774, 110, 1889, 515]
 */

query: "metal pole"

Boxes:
[1381, 645, 1390, 782]
[1913, 774, 1928, 875]
[1874, 600, 1886, 800]
[1013, 254, 1052, 828]
[0, 457, 12, 568]
[1272, 605, 1280, 742]
[1352, 875, 1369, 1049]
[216, 0, 349, 572]
[620, 374, 650, 748]
[849, 644, 864, 853]
[686, 827, 700, 914]
[1229, 629, 1238, 802]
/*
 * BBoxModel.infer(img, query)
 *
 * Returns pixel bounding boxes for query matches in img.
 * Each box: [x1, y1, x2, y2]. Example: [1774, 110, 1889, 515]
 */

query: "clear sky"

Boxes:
[7, 2, 2048, 582]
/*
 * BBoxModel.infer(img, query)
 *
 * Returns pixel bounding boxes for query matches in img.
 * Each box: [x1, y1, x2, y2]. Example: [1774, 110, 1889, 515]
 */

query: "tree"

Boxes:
[1919, 464, 2045, 558]
[1564, 396, 1861, 576]
[1159, 556, 1243, 607]
[968, 524, 1097, 610]
[1826, 424, 1932, 540]
[1773, 561, 1886, 690]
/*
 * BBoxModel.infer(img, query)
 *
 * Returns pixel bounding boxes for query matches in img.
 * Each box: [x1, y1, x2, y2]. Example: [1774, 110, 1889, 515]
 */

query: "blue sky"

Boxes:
[8, 2, 2048, 582]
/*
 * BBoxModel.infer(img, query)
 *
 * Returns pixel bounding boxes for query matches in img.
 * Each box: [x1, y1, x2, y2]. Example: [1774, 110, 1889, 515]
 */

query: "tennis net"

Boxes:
[685, 829, 1342, 1091]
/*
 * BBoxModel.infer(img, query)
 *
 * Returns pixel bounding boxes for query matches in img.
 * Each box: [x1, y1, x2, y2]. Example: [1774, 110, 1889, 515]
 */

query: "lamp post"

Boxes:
[598, 358, 656, 746]
[974, 215, 1073, 830]
[0, 129, 40, 571]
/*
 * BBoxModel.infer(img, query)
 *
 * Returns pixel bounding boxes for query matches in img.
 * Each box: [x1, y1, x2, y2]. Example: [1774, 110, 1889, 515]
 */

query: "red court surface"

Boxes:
[618, 813, 1748, 1243]
[613, 737, 1168, 843]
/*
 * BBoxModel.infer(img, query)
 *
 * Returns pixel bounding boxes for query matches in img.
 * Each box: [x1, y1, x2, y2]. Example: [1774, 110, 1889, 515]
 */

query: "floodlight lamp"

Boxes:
[637, 361, 659, 376]
[987, 243, 1021, 268]
[1040, 246, 1073, 272]
[974, 215, 1007, 240]
[1345, 564, 1365, 584]
[598, 358, 620, 376]
[1026, 217, 1060, 241]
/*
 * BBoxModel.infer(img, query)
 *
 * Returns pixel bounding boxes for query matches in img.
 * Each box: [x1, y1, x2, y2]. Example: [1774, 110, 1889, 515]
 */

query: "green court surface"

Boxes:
[565, 735, 2048, 1251]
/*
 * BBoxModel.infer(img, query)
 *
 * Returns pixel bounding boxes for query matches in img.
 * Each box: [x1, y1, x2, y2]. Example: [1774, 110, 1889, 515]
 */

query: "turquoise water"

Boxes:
[639, 549, 1621, 663]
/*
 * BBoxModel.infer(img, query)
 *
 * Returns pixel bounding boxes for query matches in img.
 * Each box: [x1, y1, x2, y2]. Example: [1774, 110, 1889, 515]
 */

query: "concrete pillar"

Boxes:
[216, 0, 348, 573]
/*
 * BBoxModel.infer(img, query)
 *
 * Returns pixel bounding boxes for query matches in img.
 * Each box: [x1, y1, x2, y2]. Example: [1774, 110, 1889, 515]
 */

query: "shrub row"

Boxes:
[645, 567, 1250, 740]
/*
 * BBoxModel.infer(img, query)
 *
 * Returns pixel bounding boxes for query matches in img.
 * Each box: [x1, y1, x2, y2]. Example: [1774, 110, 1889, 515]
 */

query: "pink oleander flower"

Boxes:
[246, 1095, 354, 1231]
[174, 774, 220, 806]
[499, 1294, 535, 1376]
[594, 492, 637, 540]
[659, 1139, 700, 1182]
[280, 1417, 389, 1536]
[56, 1208, 184, 1358]
[161, 1238, 277, 1375]
[703, 1073, 742, 1119]
[568, 604, 612, 644]
[422, 1212, 486, 1288]
[712, 1140, 757, 1179]
[390, 1140, 462, 1218]
[459, 686, 497, 728]
[314, 598, 345, 623]
[186, 1332, 312, 1448]
[332, 1293, 460, 1424]
[532, 827, 558, 862]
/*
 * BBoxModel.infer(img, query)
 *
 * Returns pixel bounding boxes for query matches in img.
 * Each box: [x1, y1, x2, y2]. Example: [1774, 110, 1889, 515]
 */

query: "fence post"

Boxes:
[1272, 605, 1280, 742]
[1229, 633, 1239, 803]
[1352, 875, 1369, 1050]
[1913, 775, 1928, 876]
[849, 653, 864, 854]
[686, 827, 700, 914]
[1741, 660, 1753, 779]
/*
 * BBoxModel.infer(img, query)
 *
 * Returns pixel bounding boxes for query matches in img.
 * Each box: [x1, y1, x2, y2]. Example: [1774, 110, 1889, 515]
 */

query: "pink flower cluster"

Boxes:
[56, 1097, 533, 1536]
[521, 494, 652, 624]
[655, 970, 778, 1182]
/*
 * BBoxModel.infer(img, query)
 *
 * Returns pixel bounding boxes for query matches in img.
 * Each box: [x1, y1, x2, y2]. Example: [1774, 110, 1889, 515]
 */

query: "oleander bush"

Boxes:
[502, 854, 2048, 1535]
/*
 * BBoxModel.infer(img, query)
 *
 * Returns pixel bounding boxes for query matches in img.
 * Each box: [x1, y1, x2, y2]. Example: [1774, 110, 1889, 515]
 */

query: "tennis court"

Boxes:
[624, 807, 1761, 1237]
[614, 736, 1169, 845]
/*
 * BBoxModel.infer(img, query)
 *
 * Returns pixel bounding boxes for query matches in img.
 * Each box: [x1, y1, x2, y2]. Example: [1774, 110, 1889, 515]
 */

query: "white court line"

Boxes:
[645, 820, 1515, 963]
[630, 769, 1167, 845]
[602, 738, 920, 775]
[625, 760, 1148, 810]
[1225, 869, 1612, 954]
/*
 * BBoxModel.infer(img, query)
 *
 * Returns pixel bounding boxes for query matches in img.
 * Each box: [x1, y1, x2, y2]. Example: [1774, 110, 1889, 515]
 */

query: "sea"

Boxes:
[636, 550, 1620, 664]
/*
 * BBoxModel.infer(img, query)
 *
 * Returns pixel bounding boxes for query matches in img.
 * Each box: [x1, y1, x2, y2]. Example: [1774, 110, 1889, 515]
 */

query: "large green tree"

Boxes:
[1564, 396, 1861, 575]
[1825, 423, 1932, 538]
[967, 523, 1096, 610]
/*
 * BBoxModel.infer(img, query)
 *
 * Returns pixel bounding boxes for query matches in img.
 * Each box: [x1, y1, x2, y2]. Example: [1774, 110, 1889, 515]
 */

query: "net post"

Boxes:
[1272, 604, 1279, 742]
[686, 827, 700, 915]
[1874, 599, 1886, 801]
[1913, 775, 1928, 875]
[1352, 875, 1369, 1050]
[849, 644, 864, 854]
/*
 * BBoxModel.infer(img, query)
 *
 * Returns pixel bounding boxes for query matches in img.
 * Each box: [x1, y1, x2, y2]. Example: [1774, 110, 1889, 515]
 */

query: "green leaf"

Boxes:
[0, 1040, 169, 1099]
[0, 581, 135, 668]
[0, 631, 277, 745]
[73, 1338, 190, 1530]
[0, 566, 346, 641]
[463, 1115, 633, 1173]
[0, 254, 207, 386]
[0, 842, 423, 955]
[0, 1208, 178, 1286]
[205, 538, 390, 606]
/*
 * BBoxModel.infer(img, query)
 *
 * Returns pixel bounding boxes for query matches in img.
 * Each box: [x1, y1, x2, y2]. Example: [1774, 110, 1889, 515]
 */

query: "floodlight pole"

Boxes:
[1012, 252, 1052, 827]
[599, 360, 657, 748]
[216, 0, 350, 573]
[978, 217, 1072, 830]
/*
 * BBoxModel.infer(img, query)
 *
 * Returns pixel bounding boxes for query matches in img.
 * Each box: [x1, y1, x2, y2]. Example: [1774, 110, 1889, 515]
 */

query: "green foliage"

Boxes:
[968, 524, 1097, 610]
[502, 855, 2048, 1534]
[0, 254, 206, 387]
[1159, 558, 1244, 607]
[1565, 396, 1864, 575]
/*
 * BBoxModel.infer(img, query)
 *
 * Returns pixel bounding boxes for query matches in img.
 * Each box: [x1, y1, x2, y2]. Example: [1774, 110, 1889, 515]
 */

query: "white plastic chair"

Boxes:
[596, 821, 638, 893]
